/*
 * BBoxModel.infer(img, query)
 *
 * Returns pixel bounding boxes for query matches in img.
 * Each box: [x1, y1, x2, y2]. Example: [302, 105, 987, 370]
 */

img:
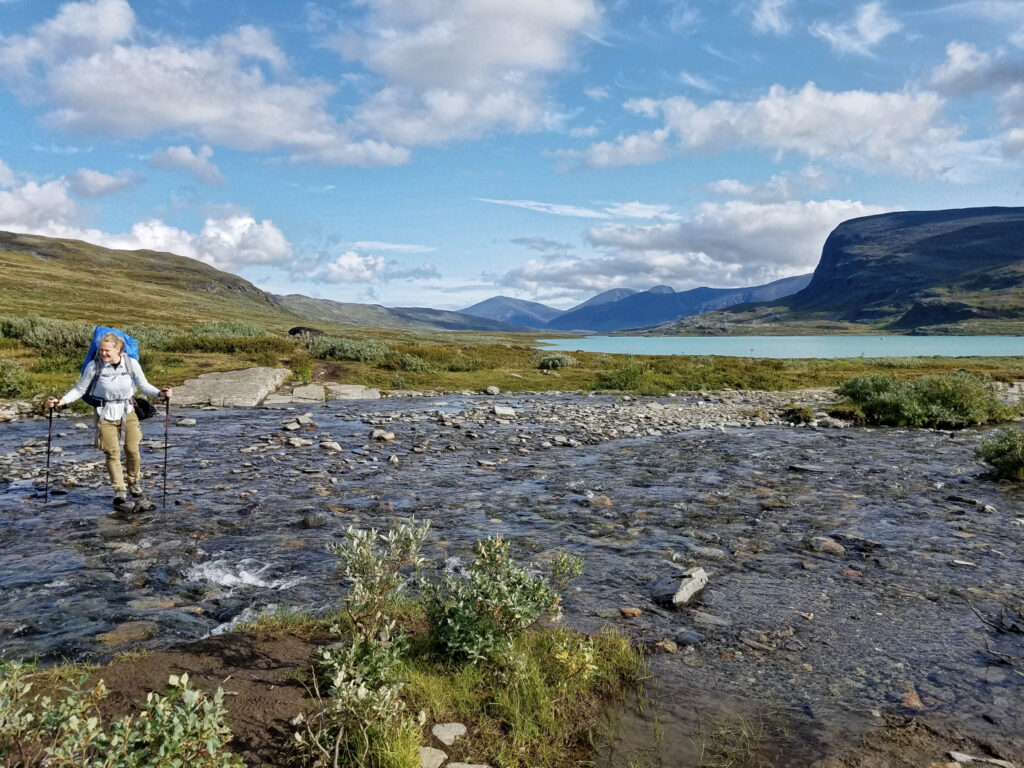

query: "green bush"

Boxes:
[0, 661, 243, 767]
[0, 360, 31, 398]
[837, 373, 1016, 429]
[165, 336, 293, 356]
[977, 427, 1024, 480]
[189, 321, 267, 339]
[4, 316, 93, 356]
[307, 335, 393, 364]
[123, 323, 179, 350]
[445, 352, 484, 372]
[782, 403, 815, 424]
[534, 353, 578, 370]
[824, 403, 865, 423]
[425, 537, 562, 663]
[389, 353, 433, 373]
[595, 357, 650, 391]
[288, 350, 313, 381]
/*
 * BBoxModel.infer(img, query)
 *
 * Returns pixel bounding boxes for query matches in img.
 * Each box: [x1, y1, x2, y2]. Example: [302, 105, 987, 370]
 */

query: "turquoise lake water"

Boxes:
[536, 335, 1024, 358]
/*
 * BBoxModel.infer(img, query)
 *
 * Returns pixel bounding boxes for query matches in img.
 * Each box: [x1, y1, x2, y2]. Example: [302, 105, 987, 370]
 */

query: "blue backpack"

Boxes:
[81, 327, 141, 407]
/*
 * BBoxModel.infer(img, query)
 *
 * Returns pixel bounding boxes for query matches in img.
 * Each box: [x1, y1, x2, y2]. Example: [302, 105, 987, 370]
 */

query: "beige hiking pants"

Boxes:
[97, 411, 142, 493]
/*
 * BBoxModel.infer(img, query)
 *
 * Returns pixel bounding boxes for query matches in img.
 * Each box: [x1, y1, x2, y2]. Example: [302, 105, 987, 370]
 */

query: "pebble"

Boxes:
[810, 536, 846, 556]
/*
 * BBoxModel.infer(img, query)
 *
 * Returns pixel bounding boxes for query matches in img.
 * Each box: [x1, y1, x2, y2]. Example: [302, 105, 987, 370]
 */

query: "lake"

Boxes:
[536, 335, 1024, 358]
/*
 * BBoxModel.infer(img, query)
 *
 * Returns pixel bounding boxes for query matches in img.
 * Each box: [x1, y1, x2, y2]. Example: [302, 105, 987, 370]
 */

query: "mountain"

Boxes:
[566, 287, 638, 312]
[545, 274, 812, 332]
[655, 206, 1024, 335]
[276, 294, 529, 332]
[457, 295, 564, 328]
[0, 231, 527, 334]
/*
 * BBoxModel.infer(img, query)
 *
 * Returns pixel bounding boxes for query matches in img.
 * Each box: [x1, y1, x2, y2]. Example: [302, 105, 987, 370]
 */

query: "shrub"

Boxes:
[123, 323, 179, 350]
[0, 360, 31, 398]
[307, 336, 393, 364]
[425, 537, 562, 663]
[11, 317, 93, 356]
[288, 351, 313, 381]
[382, 353, 433, 373]
[824, 403, 865, 423]
[165, 336, 293, 356]
[534, 353, 578, 371]
[782, 403, 815, 424]
[595, 357, 650, 391]
[327, 519, 430, 644]
[977, 427, 1024, 480]
[837, 372, 1016, 429]
[0, 660, 243, 767]
[189, 321, 268, 339]
[445, 353, 483, 372]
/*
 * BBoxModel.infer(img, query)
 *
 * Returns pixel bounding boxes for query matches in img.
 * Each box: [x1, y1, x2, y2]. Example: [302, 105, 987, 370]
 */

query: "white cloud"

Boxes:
[706, 166, 833, 202]
[0, 163, 290, 271]
[334, 0, 601, 145]
[500, 199, 891, 293]
[810, 2, 902, 57]
[584, 86, 609, 101]
[0, 179, 79, 231]
[568, 82, 969, 178]
[679, 71, 715, 92]
[150, 145, 225, 186]
[478, 197, 680, 221]
[0, 159, 16, 188]
[350, 241, 436, 253]
[752, 0, 792, 35]
[569, 125, 599, 138]
[67, 167, 139, 198]
[477, 198, 609, 219]
[318, 249, 441, 283]
[0, 0, 407, 167]
[931, 42, 1024, 155]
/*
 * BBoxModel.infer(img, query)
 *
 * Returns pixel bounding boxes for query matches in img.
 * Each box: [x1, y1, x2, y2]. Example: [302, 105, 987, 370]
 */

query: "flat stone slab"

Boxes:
[326, 383, 380, 400]
[173, 367, 290, 408]
[291, 384, 327, 401]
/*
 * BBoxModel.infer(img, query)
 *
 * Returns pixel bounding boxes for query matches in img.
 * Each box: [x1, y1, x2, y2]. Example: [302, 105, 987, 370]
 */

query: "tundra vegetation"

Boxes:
[2, 314, 1023, 408]
[976, 426, 1024, 480]
[0, 521, 643, 768]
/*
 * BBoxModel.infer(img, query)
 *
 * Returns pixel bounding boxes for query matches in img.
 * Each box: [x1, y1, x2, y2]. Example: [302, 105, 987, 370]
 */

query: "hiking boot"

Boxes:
[128, 482, 144, 498]
[112, 492, 134, 513]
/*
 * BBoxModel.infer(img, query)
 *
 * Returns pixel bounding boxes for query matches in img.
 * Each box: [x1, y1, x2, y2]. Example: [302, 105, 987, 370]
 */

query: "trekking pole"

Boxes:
[44, 405, 54, 503]
[162, 396, 170, 509]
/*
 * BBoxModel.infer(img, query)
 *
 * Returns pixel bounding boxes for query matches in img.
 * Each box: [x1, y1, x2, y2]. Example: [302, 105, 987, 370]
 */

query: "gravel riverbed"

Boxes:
[1, 389, 1022, 766]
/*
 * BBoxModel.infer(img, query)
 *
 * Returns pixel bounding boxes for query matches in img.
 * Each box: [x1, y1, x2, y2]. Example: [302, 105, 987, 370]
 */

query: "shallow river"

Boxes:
[2, 394, 1022, 765]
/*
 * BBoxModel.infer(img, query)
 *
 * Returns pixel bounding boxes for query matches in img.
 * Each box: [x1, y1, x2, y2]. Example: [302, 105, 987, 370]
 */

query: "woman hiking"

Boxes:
[47, 332, 171, 512]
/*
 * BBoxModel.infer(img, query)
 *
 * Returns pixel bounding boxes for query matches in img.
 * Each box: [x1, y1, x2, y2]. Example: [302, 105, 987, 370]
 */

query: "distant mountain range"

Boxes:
[654, 206, 1024, 335]
[458, 275, 812, 333]
[4, 206, 1023, 337]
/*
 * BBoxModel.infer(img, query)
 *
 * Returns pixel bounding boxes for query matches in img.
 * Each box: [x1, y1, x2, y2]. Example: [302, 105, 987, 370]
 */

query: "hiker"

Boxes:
[46, 332, 171, 510]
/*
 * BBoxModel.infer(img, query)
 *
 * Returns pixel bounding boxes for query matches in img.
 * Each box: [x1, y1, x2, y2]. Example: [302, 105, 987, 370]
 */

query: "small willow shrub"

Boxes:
[307, 335, 393, 364]
[534, 353, 578, 370]
[837, 372, 1015, 428]
[425, 536, 565, 662]
[977, 427, 1024, 481]
[0, 661, 242, 768]
[0, 360, 30, 398]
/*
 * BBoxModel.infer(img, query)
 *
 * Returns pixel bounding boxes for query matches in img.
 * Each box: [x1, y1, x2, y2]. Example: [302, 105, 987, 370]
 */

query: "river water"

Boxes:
[2, 394, 1023, 765]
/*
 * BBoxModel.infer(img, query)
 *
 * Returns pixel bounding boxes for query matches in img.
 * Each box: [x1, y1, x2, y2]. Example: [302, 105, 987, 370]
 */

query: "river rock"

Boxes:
[300, 513, 328, 529]
[173, 367, 290, 407]
[371, 429, 396, 441]
[485, 386, 500, 395]
[326, 384, 380, 400]
[652, 567, 708, 608]
[96, 620, 159, 645]
[432, 722, 466, 746]
[320, 441, 343, 452]
[810, 536, 846, 556]
[419, 746, 447, 768]
[176, 418, 197, 427]
[291, 385, 326, 401]
[493, 405, 516, 418]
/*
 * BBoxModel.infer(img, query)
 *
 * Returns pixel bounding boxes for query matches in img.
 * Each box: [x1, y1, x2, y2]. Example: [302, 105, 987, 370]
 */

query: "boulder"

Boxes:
[172, 367, 290, 407]
[326, 384, 381, 400]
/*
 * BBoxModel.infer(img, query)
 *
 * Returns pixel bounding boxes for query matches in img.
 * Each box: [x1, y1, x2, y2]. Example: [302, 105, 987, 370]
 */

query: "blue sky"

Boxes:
[1, 0, 1022, 310]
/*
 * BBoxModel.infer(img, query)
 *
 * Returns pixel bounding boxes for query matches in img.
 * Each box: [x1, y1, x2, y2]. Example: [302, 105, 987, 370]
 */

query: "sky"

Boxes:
[1, 1, 1023, 311]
